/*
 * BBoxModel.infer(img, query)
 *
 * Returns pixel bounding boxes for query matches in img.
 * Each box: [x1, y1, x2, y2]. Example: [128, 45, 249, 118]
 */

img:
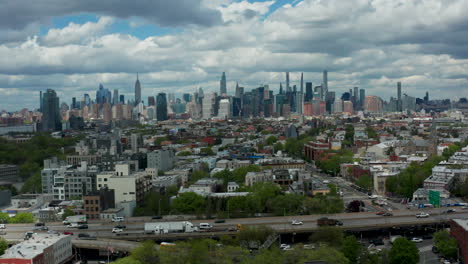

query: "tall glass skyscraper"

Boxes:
[42, 89, 61, 131]
[156, 93, 168, 121]
[220, 72, 227, 95]
[135, 73, 141, 106]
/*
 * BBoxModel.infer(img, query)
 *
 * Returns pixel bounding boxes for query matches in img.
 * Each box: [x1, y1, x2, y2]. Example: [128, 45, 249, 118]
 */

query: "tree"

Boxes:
[341, 235, 361, 264]
[176, 151, 192, 156]
[0, 213, 9, 223]
[388, 237, 419, 264]
[309, 226, 344, 247]
[355, 175, 372, 192]
[9, 212, 35, 223]
[266, 193, 304, 216]
[434, 230, 458, 259]
[0, 237, 8, 256]
[238, 225, 275, 247]
[265, 136, 278, 145]
[172, 192, 206, 214]
[112, 257, 142, 264]
[131, 241, 159, 264]
[20, 172, 42, 193]
[273, 142, 284, 152]
[200, 147, 215, 156]
[62, 208, 75, 220]
[189, 170, 209, 184]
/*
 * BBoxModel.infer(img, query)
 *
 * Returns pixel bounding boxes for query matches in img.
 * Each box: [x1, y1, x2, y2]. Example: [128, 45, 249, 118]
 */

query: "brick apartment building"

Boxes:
[450, 219, 468, 264]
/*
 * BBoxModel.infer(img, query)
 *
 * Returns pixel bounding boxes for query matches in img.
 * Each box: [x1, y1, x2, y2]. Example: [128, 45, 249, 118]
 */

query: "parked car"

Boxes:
[34, 222, 45, 227]
[444, 209, 456, 213]
[112, 228, 123, 233]
[47, 230, 59, 234]
[112, 217, 125, 222]
[375, 211, 385, 215]
[280, 244, 291, 250]
[0, 224, 5, 229]
[411, 237, 423, 243]
[415, 212, 430, 218]
[151, 216, 162, 220]
[291, 220, 303, 225]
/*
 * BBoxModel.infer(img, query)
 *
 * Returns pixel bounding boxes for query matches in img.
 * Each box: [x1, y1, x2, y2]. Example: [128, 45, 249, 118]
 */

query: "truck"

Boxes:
[63, 215, 87, 225]
[144, 221, 198, 234]
[317, 217, 343, 226]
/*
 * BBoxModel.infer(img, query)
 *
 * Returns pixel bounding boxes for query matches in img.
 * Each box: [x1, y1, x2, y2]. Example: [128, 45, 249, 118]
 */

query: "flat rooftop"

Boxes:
[1, 233, 70, 260]
[453, 218, 468, 231]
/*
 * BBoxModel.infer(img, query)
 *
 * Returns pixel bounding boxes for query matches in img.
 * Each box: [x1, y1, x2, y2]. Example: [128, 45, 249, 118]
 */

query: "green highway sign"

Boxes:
[429, 190, 440, 207]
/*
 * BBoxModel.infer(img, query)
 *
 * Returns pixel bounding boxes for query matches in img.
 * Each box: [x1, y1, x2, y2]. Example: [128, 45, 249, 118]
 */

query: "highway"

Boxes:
[1, 207, 467, 243]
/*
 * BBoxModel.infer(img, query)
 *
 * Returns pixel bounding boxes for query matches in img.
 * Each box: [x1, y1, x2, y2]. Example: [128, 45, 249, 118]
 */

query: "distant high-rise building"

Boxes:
[364, 96, 383, 113]
[113, 89, 119, 105]
[220, 72, 227, 95]
[183, 93, 192, 103]
[279, 83, 283, 95]
[42, 89, 61, 131]
[168, 93, 175, 103]
[353, 87, 359, 106]
[305, 82, 313, 102]
[397, 82, 402, 111]
[119, 95, 125, 104]
[202, 93, 216, 119]
[148, 96, 155, 106]
[156, 93, 168, 121]
[235, 83, 244, 98]
[71, 97, 76, 109]
[300, 72, 304, 93]
[218, 99, 231, 119]
[39, 91, 43, 112]
[323, 70, 328, 100]
[359, 89, 366, 109]
[333, 98, 343, 113]
[96, 84, 111, 104]
[84, 94, 90, 106]
[102, 102, 112, 124]
[135, 73, 141, 106]
[286, 72, 290, 92]
[343, 101, 353, 114]
[424, 91, 429, 103]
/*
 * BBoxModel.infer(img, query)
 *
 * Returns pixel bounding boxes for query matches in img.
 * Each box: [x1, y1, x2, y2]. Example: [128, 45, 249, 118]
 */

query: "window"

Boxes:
[104, 178, 108, 182]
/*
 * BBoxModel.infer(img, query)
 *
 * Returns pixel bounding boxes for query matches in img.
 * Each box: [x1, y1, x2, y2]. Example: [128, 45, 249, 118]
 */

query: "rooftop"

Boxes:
[453, 218, 468, 231]
[1, 233, 70, 260]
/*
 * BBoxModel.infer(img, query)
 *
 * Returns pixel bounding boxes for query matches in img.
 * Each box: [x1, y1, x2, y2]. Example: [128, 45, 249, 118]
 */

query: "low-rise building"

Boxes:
[245, 170, 273, 187]
[83, 187, 115, 220]
[0, 164, 18, 182]
[147, 149, 175, 172]
[450, 219, 468, 264]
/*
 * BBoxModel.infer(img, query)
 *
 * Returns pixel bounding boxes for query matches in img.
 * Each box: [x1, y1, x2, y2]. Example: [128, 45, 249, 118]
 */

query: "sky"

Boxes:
[1, 0, 468, 111]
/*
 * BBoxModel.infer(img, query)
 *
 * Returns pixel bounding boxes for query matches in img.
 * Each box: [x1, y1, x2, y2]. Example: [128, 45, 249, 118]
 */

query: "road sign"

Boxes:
[429, 190, 440, 207]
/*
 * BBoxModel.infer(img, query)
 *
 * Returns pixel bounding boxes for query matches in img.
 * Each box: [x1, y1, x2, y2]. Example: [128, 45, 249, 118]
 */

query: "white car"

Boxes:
[280, 244, 291, 250]
[416, 212, 430, 218]
[411, 238, 423, 243]
[291, 220, 303, 225]
[112, 228, 123, 233]
[0, 224, 5, 229]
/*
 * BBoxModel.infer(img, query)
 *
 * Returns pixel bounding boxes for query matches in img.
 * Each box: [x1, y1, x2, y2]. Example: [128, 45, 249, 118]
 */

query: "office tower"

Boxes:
[343, 101, 354, 114]
[183, 93, 191, 103]
[235, 83, 244, 98]
[202, 93, 216, 119]
[42, 89, 61, 131]
[364, 96, 383, 113]
[113, 89, 119, 105]
[39, 91, 43, 112]
[119, 95, 125, 104]
[198, 87, 204, 98]
[295, 92, 303, 114]
[232, 97, 241, 118]
[102, 102, 112, 124]
[96, 84, 111, 104]
[359, 89, 366, 109]
[424, 91, 429, 103]
[279, 83, 283, 95]
[84, 94, 90, 106]
[220, 72, 227, 95]
[305, 82, 313, 102]
[156, 93, 168, 121]
[323, 70, 328, 100]
[135, 73, 141, 106]
[402, 94, 416, 112]
[286, 72, 290, 92]
[315, 85, 323, 100]
[353, 87, 359, 106]
[397, 82, 402, 111]
[333, 98, 343, 113]
[341, 92, 351, 101]
[218, 99, 231, 119]
[168, 93, 175, 103]
[300, 72, 304, 93]
[325, 91, 335, 113]
[72, 97, 76, 109]
[148, 96, 155, 106]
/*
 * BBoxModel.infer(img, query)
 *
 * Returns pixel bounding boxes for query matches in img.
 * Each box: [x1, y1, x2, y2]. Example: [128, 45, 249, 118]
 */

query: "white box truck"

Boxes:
[144, 221, 198, 234]
[63, 215, 87, 225]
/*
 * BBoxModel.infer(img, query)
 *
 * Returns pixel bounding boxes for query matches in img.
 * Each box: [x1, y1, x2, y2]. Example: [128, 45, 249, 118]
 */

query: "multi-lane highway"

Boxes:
[2, 207, 467, 242]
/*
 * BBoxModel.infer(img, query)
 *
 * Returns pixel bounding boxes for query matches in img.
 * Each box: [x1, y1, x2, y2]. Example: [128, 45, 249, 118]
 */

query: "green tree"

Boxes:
[201, 147, 215, 155]
[0, 237, 8, 256]
[20, 172, 42, 193]
[232, 165, 261, 184]
[389, 237, 419, 264]
[112, 257, 142, 264]
[0, 212, 9, 223]
[434, 230, 458, 259]
[341, 235, 361, 264]
[265, 136, 278, 145]
[131, 241, 159, 264]
[9, 212, 34, 223]
[176, 151, 192, 156]
[238, 225, 275, 247]
[172, 192, 206, 214]
[355, 174, 372, 192]
[62, 208, 75, 220]
[309, 226, 344, 247]
[243, 249, 284, 264]
[266, 193, 304, 216]
[189, 170, 209, 184]
[273, 142, 284, 151]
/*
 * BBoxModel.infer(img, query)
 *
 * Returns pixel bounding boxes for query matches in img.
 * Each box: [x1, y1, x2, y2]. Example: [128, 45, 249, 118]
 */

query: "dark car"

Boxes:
[214, 219, 226, 223]
[78, 224, 88, 229]
[383, 212, 393, 216]
[432, 246, 439, 253]
[78, 233, 90, 238]
[115, 225, 126, 229]
[35, 222, 45, 227]
[370, 239, 384, 246]
[151, 216, 162, 220]
[34, 226, 48, 231]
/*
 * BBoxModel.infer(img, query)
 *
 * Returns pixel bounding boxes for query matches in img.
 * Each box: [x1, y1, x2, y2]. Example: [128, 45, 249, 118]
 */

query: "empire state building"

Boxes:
[135, 73, 141, 105]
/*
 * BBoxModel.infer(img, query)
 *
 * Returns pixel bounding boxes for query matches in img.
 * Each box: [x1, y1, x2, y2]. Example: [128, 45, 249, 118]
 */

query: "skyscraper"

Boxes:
[305, 82, 313, 102]
[113, 89, 119, 105]
[72, 97, 76, 109]
[119, 95, 125, 104]
[96, 84, 111, 104]
[353, 87, 359, 106]
[156, 93, 168, 121]
[300, 72, 304, 93]
[397, 82, 402, 112]
[359, 89, 366, 109]
[41, 89, 61, 131]
[39, 91, 43, 112]
[135, 73, 141, 106]
[279, 83, 283, 95]
[148, 96, 155, 106]
[220, 72, 227, 95]
[323, 70, 328, 100]
[286, 72, 290, 92]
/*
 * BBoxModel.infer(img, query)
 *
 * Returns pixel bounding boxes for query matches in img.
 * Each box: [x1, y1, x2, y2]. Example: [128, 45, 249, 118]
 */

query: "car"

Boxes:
[431, 246, 439, 253]
[214, 219, 226, 223]
[303, 244, 315, 250]
[462, 206, 468, 210]
[151, 216, 162, 220]
[34, 226, 48, 231]
[227, 227, 237, 232]
[415, 212, 430, 218]
[375, 211, 385, 215]
[336, 220, 343, 226]
[78, 233, 90, 238]
[112, 217, 124, 222]
[291, 220, 303, 225]
[411, 237, 423, 243]
[77, 224, 88, 229]
[444, 209, 456, 213]
[34, 222, 45, 227]
[279, 244, 291, 250]
[383, 212, 393, 216]
[114, 225, 126, 229]
[63, 231, 74, 235]
[112, 228, 123, 233]
[0, 224, 5, 229]
[322, 180, 330, 184]
[47, 230, 59, 234]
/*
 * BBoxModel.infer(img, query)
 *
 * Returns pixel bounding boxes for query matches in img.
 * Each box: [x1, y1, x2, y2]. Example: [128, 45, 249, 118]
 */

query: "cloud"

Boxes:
[0, 0, 222, 30]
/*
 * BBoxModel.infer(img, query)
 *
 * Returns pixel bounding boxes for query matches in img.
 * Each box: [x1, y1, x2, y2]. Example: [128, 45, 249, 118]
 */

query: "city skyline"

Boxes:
[1, 0, 468, 110]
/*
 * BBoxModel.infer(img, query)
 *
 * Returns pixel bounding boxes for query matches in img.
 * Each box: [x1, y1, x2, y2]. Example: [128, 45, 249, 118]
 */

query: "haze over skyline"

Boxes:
[1, 0, 468, 111]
